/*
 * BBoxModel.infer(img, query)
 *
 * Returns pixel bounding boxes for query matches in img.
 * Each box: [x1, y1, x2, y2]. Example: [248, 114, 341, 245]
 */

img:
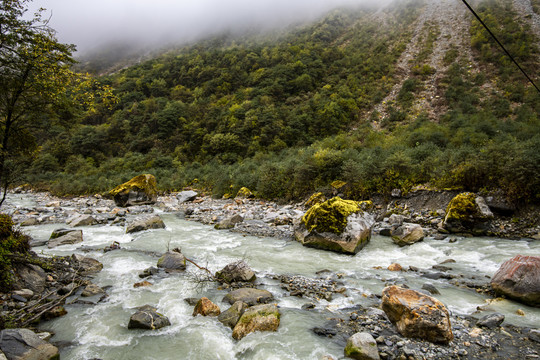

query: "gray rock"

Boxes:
[232, 304, 280, 340]
[13, 289, 34, 300]
[223, 288, 274, 306]
[215, 261, 256, 283]
[214, 214, 244, 229]
[177, 190, 198, 203]
[71, 254, 103, 275]
[128, 309, 170, 330]
[13, 264, 47, 293]
[48, 230, 83, 248]
[421, 283, 440, 295]
[157, 251, 186, 271]
[81, 283, 105, 297]
[19, 217, 38, 226]
[529, 329, 540, 343]
[391, 223, 424, 247]
[388, 214, 405, 226]
[0, 328, 59, 360]
[67, 214, 98, 227]
[126, 215, 165, 234]
[218, 301, 249, 329]
[344, 332, 380, 360]
[476, 313, 505, 328]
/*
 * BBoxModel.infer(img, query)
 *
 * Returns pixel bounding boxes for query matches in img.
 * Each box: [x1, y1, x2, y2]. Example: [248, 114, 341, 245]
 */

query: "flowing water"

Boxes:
[10, 195, 540, 360]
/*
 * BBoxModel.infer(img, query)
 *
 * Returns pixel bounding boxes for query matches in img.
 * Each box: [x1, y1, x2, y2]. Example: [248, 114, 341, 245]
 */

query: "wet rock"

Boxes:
[391, 223, 424, 247]
[381, 285, 453, 344]
[215, 261, 256, 283]
[156, 250, 186, 271]
[134, 280, 153, 288]
[294, 197, 375, 255]
[387, 263, 403, 272]
[48, 229, 83, 248]
[177, 190, 198, 203]
[490, 255, 540, 306]
[223, 288, 274, 306]
[108, 174, 158, 207]
[67, 214, 98, 227]
[128, 307, 171, 330]
[43, 306, 67, 320]
[184, 298, 199, 306]
[421, 283, 440, 295]
[529, 329, 540, 343]
[193, 297, 221, 317]
[218, 301, 249, 328]
[214, 214, 244, 229]
[139, 266, 158, 278]
[344, 332, 380, 360]
[126, 215, 165, 233]
[476, 313, 505, 328]
[71, 254, 103, 275]
[82, 283, 105, 297]
[0, 328, 59, 360]
[232, 304, 280, 340]
[13, 289, 34, 300]
[19, 217, 38, 226]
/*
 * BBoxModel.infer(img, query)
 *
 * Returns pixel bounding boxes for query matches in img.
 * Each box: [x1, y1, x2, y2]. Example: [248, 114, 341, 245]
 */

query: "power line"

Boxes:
[460, 0, 540, 94]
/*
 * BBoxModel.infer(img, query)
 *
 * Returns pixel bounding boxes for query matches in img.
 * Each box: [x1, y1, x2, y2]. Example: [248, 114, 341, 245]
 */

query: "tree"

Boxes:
[0, 0, 114, 205]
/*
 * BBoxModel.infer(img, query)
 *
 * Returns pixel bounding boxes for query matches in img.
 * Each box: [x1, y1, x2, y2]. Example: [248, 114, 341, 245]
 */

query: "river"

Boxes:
[7, 194, 540, 359]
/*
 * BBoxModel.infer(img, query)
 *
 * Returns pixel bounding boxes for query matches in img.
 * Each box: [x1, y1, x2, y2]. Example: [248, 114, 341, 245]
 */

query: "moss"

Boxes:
[330, 180, 347, 190]
[445, 192, 477, 221]
[302, 197, 364, 234]
[236, 187, 254, 198]
[0, 214, 31, 291]
[108, 174, 157, 197]
[305, 192, 326, 207]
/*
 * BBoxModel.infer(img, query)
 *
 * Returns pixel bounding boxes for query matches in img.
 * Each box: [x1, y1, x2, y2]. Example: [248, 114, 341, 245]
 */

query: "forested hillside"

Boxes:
[23, 0, 540, 203]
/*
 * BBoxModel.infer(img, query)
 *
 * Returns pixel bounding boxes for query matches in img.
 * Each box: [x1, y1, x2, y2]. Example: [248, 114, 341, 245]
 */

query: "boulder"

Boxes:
[223, 288, 274, 306]
[344, 332, 380, 360]
[443, 193, 493, 234]
[67, 214, 97, 227]
[215, 261, 256, 283]
[490, 255, 540, 306]
[381, 285, 453, 344]
[157, 250, 186, 271]
[391, 223, 424, 247]
[108, 174, 158, 207]
[13, 264, 47, 293]
[126, 215, 165, 234]
[128, 308, 171, 330]
[294, 197, 375, 254]
[0, 328, 59, 360]
[218, 301, 249, 329]
[43, 306, 67, 320]
[192, 297, 221, 317]
[214, 214, 244, 229]
[47, 229, 83, 248]
[476, 313, 505, 328]
[19, 217, 38, 227]
[232, 304, 280, 340]
[177, 190, 198, 203]
[236, 187, 254, 199]
[81, 283, 105, 297]
[71, 254, 103, 275]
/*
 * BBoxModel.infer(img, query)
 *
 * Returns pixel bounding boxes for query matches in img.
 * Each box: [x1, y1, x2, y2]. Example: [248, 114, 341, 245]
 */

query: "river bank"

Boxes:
[1, 190, 539, 359]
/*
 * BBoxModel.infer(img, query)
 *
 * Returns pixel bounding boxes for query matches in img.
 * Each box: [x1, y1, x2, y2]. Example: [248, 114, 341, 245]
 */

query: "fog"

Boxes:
[27, 0, 391, 54]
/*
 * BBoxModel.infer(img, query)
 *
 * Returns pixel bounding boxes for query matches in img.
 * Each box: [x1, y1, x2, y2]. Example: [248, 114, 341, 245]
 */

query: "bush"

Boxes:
[0, 214, 30, 291]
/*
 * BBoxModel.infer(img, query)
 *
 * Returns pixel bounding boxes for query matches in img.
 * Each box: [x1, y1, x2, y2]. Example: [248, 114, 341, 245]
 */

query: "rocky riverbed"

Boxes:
[1, 189, 539, 360]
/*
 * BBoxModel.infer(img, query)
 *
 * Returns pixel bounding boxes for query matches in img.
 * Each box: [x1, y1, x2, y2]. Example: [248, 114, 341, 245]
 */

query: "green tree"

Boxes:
[0, 0, 114, 205]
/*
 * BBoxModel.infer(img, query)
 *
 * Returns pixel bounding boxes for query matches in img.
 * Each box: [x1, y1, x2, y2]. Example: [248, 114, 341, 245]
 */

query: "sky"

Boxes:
[26, 0, 388, 54]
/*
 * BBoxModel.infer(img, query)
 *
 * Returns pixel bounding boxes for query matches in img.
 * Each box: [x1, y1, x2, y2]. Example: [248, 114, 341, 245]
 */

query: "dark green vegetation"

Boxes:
[0, 214, 30, 291]
[20, 0, 540, 203]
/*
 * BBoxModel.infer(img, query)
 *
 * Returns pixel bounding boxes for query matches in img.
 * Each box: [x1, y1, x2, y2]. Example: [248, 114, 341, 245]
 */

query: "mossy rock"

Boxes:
[330, 180, 347, 190]
[232, 304, 280, 340]
[305, 192, 326, 208]
[236, 187, 254, 199]
[444, 192, 477, 222]
[108, 174, 158, 207]
[444, 192, 493, 234]
[302, 197, 363, 234]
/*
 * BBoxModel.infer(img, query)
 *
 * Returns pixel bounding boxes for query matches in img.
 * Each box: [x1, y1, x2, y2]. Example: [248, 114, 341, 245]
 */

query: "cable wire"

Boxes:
[460, 0, 540, 94]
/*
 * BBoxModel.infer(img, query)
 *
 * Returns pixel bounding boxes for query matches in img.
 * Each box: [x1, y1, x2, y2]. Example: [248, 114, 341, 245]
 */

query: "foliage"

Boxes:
[0, 214, 30, 291]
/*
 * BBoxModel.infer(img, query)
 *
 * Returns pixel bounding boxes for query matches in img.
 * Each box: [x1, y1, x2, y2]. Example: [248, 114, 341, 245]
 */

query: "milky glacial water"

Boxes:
[14, 202, 540, 360]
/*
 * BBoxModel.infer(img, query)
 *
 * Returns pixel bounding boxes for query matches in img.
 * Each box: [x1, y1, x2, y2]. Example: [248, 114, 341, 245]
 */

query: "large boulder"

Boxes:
[177, 190, 198, 203]
[443, 192, 493, 234]
[381, 285, 453, 344]
[67, 214, 97, 227]
[391, 223, 424, 247]
[108, 174, 158, 207]
[223, 288, 274, 306]
[126, 215, 165, 234]
[128, 307, 170, 330]
[344, 332, 380, 360]
[157, 250, 186, 271]
[192, 297, 221, 317]
[70, 254, 103, 275]
[48, 229, 83, 248]
[215, 261, 256, 283]
[0, 328, 59, 360]
[12, 264, 47, 293]
[232, 304, 280, 340]
[294, 197, 375, 254]
[214, 214, 244, 230]
[490, 255, 540, 307]
[218, 301, 249, 329]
